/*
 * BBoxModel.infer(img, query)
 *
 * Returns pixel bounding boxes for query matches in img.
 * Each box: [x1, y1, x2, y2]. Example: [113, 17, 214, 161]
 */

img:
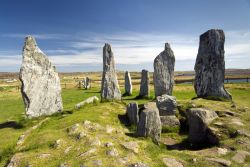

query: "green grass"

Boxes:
[0, 83, 250, 166]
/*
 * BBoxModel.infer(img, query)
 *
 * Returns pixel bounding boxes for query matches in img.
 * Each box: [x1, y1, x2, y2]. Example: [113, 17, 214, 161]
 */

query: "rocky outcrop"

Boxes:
[126, 102, 139, 125]
[124, 71, 132, 95]
[186, 108, 218, 144]
[156, 94, 177, 116]
[136, 102, 162, 144]
[139, 69, 150, 98]
[194, 29, 232, 100]
[19, 36, 63, 118]
[101, 43, 121, 100]
[154, 43, 175, 97]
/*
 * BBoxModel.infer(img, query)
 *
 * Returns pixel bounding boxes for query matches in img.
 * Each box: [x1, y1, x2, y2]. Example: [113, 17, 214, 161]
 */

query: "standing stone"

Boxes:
[124, 71, 132, 95]
[19, 36, 63, 118]
[153, 43, 175, 97]
[194, 29, 232, 100]
[136, 102, 162, 144]
[83, 77, 91, 89]
[101, 43, 121, 100]
[139, 69, 150, 98]
[126, 102, 139, 125]
[156, 94, 177, 116]
[186, 108, 218, 144]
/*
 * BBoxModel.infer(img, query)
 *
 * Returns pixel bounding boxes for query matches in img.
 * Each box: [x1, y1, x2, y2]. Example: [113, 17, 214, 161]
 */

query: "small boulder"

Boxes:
[186, 108, 218, 144]
[126, 102, 139, 125]
[156, 94, 177, 116]
[232, 150, 250, 164]
[136, 102, 162, 144]
[162, 157, 184, 167]
[121, 141, 139, 154]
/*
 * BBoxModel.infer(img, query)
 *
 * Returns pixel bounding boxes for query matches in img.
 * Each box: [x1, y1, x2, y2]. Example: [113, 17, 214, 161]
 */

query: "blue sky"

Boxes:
[0, 0, 250, 72]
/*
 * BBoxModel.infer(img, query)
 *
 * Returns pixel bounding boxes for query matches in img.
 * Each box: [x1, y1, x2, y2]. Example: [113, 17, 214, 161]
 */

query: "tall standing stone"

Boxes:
[139, 69, 150, 98]
[19, 36, 63, 118]
[101, 43, 121, 100]
[124, 71, 132, 95]
[153, 43, 175, 97]
[194, 29, 232, 100]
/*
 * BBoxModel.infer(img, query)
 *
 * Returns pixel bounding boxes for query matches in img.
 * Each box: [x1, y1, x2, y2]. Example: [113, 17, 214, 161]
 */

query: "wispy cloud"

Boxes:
[1, 30, 250, 71]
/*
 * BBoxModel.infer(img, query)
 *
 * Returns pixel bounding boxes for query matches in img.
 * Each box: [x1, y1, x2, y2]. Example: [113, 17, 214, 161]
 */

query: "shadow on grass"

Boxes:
[0, 121, 23, 129]
[166, 138, 219, 151]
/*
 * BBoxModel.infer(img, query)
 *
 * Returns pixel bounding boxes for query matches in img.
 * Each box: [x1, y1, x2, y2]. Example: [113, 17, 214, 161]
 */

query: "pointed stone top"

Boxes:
[201, 29, 224, 38]
[165, 43, 171, 50]
[24, 35, 37, 51]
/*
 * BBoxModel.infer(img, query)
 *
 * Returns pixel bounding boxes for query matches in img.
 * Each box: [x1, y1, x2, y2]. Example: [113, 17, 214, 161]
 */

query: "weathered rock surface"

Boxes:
[232, 150, 250, 163]
[156, 94, 177, 116]
[139, 69, 150, 97]
[83, 77, 91, 89]
[194, 29, 232, 100]
[75, 96, 99, 109]
[128, 163, 149, 167]
[136, 102, 162, 144]
[121, 141, 139, 153]
[154, 43, 175, 97]
[160, 116, 180, 127]
[126, 102, 139, 125]
[101, 43, 121, 100]
[19, 36, 63, 118]
[186, 108, 218, 144]
[162, 157, 184, 167]
[125, 71, 132, 95]
[205, 158, 231, 167]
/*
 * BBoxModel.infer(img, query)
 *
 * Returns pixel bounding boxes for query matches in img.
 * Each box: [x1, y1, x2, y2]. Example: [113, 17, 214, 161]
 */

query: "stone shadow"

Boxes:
[0, 121, 23, 129]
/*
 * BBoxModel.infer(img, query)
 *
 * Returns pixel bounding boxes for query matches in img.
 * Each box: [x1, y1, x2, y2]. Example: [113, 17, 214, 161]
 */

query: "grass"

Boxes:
[0, 82, 250, 166]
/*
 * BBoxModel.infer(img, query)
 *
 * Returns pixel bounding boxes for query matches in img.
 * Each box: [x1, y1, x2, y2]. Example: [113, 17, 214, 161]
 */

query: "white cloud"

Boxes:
[1, 30, 250, 71]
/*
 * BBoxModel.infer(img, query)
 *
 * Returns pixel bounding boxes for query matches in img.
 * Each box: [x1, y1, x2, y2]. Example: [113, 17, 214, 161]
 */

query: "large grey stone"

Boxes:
[139, 69, 150, 98]
[124, 71, 132, 95]
[19, 36, 63, 118]
[101, 43, 121, 100]
[186, 108, 218, 144]
[156, 94, 177, 116]
[136, 102, 162, 144]
[194, 29, 232, 100]
[126, 102, 139, 125]
[154, 43, 175, 97]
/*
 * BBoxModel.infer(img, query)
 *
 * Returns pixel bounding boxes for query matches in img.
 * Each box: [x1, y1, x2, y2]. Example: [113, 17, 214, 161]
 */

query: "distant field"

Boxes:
[0, 69, 250, 89]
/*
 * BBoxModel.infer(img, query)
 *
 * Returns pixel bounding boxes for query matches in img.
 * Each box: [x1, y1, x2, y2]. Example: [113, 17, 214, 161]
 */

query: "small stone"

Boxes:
[156, 94, 177, 116]
[79, 148, 97, 157]
[117, 157, 129, 164]
[77, 132, 87, 139]
[186, 108, 218, 144]
[64, 146, 72, 154]
[92, 160, 102, 167]
[160, 116, 180, 127]
[104, 142, 114, 147]
[106, 125, 114, 134]
[106, 148, 119, 157]
[38, 153, 51, 158]
[59, 163, 69, 167]
[162, 157, 184, 167]
[128, 162, 149, 167]
[121, 141, 139, 154]
[67, 123, 80, 135]
[54, 139, 64, 149]
[232, 150, 250, 163]
[75, 96, 99, 109]
[206, 158, 231, 167]
[90, 138, 101, 146]
[217, 148, 228, 155]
